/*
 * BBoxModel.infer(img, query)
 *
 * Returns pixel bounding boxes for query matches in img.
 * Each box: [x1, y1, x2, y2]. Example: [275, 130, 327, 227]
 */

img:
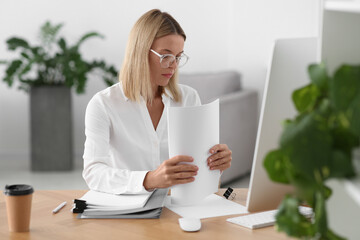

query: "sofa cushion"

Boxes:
[179, 71, 242, 103]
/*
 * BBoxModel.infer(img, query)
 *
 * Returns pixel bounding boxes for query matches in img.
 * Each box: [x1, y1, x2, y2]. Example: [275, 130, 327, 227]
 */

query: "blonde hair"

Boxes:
[119, 9, 186, 103]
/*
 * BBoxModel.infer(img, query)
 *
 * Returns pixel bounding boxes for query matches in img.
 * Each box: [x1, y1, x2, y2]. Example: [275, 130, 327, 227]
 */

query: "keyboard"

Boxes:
[226, 206, 313, 229]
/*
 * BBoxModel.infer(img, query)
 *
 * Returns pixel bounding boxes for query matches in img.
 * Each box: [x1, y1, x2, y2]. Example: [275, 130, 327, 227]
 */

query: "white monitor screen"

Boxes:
[246, 37, 319, 212]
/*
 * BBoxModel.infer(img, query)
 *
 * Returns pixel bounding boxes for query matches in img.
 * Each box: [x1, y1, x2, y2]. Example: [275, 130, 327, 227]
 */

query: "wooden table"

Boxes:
[0, 189, 292, 240]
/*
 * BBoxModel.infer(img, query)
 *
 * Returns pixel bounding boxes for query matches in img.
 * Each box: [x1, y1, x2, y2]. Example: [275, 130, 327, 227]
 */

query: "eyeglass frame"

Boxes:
[150, 49, 189, 68]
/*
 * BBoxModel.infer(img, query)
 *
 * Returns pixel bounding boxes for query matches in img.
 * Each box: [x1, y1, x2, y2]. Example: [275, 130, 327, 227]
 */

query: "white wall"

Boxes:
[0, 0, 320, 163]
[229, 0, 321, 92]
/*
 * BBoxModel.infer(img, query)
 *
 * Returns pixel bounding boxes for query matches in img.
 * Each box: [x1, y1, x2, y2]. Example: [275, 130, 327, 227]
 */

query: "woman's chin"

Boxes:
[158, 79, 170, 87]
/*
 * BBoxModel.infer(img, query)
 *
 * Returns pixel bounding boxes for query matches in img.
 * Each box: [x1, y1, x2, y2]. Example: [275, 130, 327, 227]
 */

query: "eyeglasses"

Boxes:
[150, 49, 189, 68]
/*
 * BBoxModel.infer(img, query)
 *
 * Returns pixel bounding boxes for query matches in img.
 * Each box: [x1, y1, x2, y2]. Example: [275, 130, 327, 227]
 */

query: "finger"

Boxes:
[208, 150, 231, 164]
[173, 171, 197, 179]
[209, 157, 231, 168]
[210, 162, 231, 171]
[209, 144, 228, 154]
[167, 155, 194, 165]
[174, 177, 195, 185]
[171, 164, 198, 173]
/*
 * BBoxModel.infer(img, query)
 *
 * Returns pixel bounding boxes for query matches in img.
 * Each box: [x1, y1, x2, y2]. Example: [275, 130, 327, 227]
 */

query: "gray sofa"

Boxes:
[179, 71, 258, 184]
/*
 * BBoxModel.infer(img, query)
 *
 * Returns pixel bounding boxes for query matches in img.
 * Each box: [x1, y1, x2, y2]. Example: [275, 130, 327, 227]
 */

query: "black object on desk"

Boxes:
[223, 187, 236, 200]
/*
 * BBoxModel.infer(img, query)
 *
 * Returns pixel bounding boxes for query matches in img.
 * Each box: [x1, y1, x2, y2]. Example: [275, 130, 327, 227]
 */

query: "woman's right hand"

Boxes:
[143, 155, 198, 190]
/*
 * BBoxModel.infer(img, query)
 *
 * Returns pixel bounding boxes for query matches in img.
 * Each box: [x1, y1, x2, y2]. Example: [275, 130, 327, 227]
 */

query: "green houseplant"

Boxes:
[0, 21, 118, 171]
[264, 63, 360, 239]
[1, 21, 117, 92]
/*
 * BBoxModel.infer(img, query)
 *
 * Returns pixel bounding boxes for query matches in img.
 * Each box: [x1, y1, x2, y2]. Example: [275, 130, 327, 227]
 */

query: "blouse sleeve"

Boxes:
[82, 94, 150, 194]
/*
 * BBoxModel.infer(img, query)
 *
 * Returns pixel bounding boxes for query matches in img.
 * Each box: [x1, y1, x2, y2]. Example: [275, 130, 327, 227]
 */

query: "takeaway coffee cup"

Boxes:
[4, 184, 34, 232]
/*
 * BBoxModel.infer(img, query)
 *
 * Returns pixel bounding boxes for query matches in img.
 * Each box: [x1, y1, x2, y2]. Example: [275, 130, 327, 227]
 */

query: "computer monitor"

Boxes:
[246, 37, 319, 212]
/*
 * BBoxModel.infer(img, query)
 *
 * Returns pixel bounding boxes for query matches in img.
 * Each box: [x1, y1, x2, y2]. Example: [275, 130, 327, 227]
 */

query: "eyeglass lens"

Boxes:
[160, 55, 187, 68]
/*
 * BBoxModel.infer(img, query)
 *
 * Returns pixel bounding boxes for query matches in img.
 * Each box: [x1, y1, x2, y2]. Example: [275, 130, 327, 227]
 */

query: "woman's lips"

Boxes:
[162, 74, 173, 78]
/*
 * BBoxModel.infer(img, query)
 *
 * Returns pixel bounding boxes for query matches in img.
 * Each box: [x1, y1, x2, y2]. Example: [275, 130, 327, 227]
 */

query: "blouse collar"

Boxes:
[119, 83, 174, 103]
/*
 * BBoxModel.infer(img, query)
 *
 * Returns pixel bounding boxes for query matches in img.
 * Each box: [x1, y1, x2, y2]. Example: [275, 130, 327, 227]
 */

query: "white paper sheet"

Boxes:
[79, 190, 153, 210]
[165, 194, 248, 219]
[167, 99, 221, 205]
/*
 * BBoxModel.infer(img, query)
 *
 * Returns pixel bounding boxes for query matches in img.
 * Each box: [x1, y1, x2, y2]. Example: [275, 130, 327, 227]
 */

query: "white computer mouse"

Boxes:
[178, 218, 201, 232]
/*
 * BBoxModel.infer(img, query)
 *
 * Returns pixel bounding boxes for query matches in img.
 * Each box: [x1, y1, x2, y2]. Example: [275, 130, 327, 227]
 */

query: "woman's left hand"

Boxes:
[207, 144, 232, 171]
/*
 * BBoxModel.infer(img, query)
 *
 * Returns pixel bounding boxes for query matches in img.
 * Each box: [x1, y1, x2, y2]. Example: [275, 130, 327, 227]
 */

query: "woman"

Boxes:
[83, 9, 232, 194]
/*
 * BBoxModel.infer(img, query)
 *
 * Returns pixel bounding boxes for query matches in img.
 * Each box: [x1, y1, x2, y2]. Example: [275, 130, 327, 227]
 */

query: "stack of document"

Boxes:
[74, 188, 168, 219]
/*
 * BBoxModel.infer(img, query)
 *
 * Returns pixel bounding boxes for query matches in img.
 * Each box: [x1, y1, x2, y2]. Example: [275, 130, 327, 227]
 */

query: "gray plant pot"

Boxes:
[30, 85, 73, 171]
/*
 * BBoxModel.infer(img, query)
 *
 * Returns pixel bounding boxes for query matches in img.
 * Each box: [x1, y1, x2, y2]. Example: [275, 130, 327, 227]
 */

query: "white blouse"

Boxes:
[82, 83, 201, 194]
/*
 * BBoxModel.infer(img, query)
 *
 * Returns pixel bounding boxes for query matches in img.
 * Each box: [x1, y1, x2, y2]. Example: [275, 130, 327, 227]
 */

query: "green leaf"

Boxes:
[348, 93, 360, 136]
[19, 62, 33, 76]
[91, 60, 106, 69]
[323, 185, 333, 200]
[6, 37, 30, 50]
[17, 84, 30, 92]
[331, 65, 360, 137]
[331, 65, 360, 112]
[6, 60, 22, 76]
[39, 21, 64, 45]
[308, 63, 329, 91]
[292, 84, 320, 113]
[314, 191, 327, 235]
[326, 229, 347, 240]
[89, 60, 118, 86]
[30, 46, 46, 62]
[30, 46, 41, 56]
[332, 126, 359, 154]
[318, 98, 331, 116]
[4, 60, 23, 86]
[52, 23, 63, 36]
[75, 74, 86, 94]
[280, 113, 333, 180]
[290, 173, 317, 205]
[75, 32, 104, 48]
[58, 38, 67, 51]
[329, 150, 355, 178]
[108, 65, 118, 75]
[19, 79, 35, 84]
[104, 78, 116, 86]
[275, 195, 314, 237]
[21, 52, 30, 59]
[263, 149, 290, 184]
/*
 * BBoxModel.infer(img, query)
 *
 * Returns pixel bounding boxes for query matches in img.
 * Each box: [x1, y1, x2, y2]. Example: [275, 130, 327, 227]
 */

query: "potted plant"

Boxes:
[0, 21, 118, 171]
[264, 62, 360, 239]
